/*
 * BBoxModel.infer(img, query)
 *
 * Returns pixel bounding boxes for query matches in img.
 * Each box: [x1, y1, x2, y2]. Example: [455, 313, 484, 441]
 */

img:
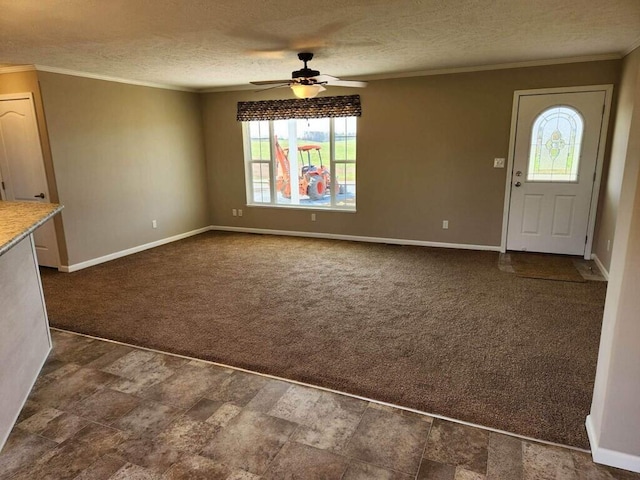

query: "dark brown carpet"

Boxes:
[40, 232, 607, 448]
[511, 252, 586, 283]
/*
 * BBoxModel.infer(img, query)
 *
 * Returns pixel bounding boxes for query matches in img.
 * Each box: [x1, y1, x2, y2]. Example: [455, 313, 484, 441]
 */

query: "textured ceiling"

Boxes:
[1, 0, 639, 90]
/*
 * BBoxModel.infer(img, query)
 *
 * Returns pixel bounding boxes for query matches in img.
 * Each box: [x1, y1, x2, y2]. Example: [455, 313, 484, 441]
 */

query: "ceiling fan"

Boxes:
[250, 52, 367, 99]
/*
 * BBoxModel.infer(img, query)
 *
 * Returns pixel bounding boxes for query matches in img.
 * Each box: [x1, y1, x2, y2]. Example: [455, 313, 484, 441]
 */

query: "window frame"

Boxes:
[242, 117, 357, 211]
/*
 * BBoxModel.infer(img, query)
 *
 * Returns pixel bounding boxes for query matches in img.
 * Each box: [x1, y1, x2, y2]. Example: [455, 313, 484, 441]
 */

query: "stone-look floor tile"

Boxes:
[40, 357, 67, 376]
[244, 379, 291, 413]
[10, 440, 104, 480]
[522, 442, 577, 480]
[109, 462, 163, 479]
[69, 388, 140, 424]
[423, 419, 489, 475]
[227, 471, 262, 480]
[205, 402, 242, 428]
[343, 405, 431, 475]
[39, 412, 88, 443]
[56, 338, 121, 365]
[44, 362, 82, 382]
[200, 409, 297, 475]
[50, 333, 94, 360]
[156, 416, 218, 454]
[343, 460, 414, 480]
[487, 432, 523, 480]
[292, 391, 368, 452]
[109, 354, 186, 395]
[102, 350, 157, 378]
[73, 455, 127, 480]
[111, 436, 182, 474]
[268, 384, 322, 424]
[29, 367, 119, 410]
[14, 399, 41, 424]
[455, 467, 486, 479]
[73, 422, 128, 451]
[417, 459, 456, 480]
[262, 441, 349, 479]
[184, 398, 223, 422]
[111, 400, 181, 436]
[205, 370, 269, 407]
[572, 450, 640, 480]
[84, 344, 135, 370]
[140, 364, 231, 409]
[0, 429, 57, 480]
[16, 406, 63, 433]
[162, 454, 231, 480]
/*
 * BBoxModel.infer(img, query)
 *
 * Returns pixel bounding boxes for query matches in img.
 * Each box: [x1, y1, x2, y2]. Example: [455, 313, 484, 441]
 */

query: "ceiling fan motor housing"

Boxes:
[293, 52, 320, 79]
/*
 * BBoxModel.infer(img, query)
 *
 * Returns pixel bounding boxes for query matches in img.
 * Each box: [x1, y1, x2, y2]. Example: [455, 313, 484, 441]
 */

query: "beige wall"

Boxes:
[38, 72, 210, 266]
[0, 70, 68, 264]
[202, 60, 619, 247]
[593, 51, 640, 272]
[589, 46, 640, 465]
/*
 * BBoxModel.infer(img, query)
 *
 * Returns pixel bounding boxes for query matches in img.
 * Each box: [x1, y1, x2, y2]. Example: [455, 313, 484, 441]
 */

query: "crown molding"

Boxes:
[354, 53, 622, 82]
[623, 36, 640, 57]
[33, 65, 197, 92]
[0, 65, 37, 74]
[2, 52, 623, 94]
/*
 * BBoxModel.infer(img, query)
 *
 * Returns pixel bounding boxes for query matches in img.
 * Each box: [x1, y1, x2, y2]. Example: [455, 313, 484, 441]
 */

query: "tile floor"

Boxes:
[1, 330, 638, 480]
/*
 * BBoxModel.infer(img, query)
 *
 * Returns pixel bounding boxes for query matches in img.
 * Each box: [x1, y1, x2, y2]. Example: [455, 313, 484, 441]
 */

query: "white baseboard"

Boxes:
[210, 225, 502, 252]
[59, 226, 211, 273]
[591, 253, 610, 280]
[586, 415, 640, 473]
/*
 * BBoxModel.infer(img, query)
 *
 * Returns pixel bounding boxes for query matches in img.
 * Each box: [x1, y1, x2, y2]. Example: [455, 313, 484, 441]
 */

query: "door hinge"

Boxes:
[586, 235, 588, 244]
[1, 181, 4, 190]
[593, 171, 596, 182]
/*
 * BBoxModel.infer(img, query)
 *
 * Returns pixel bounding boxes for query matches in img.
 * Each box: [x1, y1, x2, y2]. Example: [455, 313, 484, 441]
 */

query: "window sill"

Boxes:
[247, 204, 357, 213]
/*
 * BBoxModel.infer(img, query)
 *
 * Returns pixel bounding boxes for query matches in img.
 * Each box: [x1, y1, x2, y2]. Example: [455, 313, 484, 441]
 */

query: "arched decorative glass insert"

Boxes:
[527, 106, 584, 182]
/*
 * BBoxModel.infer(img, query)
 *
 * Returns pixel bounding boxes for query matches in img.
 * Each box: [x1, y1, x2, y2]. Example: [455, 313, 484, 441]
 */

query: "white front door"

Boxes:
[506, 89, 608, 256]
[0, 94, 60, 267]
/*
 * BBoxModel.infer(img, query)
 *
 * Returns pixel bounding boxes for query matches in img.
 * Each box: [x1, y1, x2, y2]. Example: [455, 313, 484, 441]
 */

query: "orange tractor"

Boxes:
[274, 136, 337, 200]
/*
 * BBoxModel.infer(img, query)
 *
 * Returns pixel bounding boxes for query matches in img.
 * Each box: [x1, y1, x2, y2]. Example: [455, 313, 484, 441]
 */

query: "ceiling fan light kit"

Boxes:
[291, 83, 326, 99]
[250, 52, 367, 98]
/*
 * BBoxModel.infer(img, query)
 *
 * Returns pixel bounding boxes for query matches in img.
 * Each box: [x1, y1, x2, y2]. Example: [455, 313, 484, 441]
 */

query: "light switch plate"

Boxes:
[494, 158, 505, 168]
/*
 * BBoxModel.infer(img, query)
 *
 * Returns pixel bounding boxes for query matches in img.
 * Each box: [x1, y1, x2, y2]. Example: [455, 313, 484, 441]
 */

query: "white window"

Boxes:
[527, 105, 584, 182]
[242, 117, 356, 210]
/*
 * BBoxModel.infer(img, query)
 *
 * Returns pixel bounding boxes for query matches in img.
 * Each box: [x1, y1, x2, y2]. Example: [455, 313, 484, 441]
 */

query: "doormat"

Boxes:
[511, 253, 586, 282]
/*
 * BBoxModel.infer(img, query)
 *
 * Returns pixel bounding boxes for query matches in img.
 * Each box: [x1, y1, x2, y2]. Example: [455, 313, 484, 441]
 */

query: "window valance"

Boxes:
[237, 95, 361, 121]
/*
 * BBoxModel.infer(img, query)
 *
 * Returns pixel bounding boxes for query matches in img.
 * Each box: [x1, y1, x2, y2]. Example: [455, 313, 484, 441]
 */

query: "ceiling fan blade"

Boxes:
[313, 74, 339, 83]
[255, 84, 291, 93]
[325, 79, 368, 88]
[250, 79, 292, 86]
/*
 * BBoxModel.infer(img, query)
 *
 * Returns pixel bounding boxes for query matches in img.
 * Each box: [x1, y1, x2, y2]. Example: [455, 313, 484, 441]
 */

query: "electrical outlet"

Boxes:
[232, 209, 237, 217]
[442, 220, 449, 229]
[494, 158, 505, 168]
[152, 220, 157, 229]
[238, 209, 243, 217]
[311, 213, 316, 222]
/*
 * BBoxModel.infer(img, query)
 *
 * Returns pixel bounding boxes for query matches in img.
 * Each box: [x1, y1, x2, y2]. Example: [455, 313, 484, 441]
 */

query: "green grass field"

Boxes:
[251, 138, 356, 162]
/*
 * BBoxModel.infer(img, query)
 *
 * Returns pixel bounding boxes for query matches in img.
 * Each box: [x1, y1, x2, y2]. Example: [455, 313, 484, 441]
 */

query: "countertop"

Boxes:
[0, 201, 63, 257]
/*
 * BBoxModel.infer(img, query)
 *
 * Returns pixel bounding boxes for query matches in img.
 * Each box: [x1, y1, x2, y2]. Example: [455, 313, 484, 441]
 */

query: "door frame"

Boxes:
[500, 85, 614, 259]
[0, 92, 61, 267]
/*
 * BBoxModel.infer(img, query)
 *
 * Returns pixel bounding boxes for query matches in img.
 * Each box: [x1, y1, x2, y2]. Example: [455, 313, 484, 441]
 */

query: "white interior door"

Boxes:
[506, 90, 607, 256]
[0, 94, 60, 268]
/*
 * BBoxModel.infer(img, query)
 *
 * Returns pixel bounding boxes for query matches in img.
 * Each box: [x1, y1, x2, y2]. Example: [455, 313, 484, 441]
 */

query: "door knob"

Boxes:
[514, 182, 522, 187]
[34, 193, 45, 198]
